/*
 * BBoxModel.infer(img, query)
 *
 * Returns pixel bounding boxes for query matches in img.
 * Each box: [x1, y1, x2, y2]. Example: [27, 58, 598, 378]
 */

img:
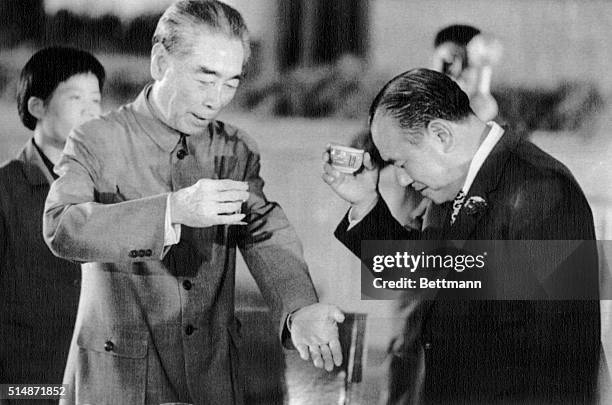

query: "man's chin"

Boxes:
[425, 191, 452, 205]
[180, 120, 211, 135]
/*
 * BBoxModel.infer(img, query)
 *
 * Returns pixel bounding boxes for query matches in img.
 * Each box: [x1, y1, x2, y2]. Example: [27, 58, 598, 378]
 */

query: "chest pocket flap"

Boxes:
[77, 325, 148, 358]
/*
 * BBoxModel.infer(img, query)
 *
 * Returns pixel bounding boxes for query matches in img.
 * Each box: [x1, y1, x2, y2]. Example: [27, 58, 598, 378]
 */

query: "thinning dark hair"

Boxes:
[434, 24, 481, 48]
[153, 0, 250, 63]
[17, 46, 105, 131]
[369, 68, 473, 140]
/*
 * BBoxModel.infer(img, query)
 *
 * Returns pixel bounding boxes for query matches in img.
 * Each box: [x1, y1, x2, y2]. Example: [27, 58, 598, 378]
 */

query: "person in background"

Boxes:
[432, 25, 481, 91]
[432, 24, 502, 122]
[43, 1, 343, 404]
[0, 46, 105, 403]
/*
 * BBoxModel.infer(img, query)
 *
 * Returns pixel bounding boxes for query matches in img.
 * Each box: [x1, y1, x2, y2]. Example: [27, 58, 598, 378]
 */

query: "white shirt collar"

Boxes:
[460, 121, 504, 195]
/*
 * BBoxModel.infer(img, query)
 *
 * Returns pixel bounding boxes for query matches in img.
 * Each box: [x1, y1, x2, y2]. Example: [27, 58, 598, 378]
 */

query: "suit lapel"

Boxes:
[443, 131, 518, 240]
[425, 202, 452, 240]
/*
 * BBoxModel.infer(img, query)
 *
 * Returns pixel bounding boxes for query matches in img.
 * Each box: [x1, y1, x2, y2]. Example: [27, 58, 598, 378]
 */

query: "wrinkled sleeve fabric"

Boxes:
[335, 198, 418, 259]
[238, 151, 318, 343]
[236, 147, 318, 345]
[43, 124, 167, 264]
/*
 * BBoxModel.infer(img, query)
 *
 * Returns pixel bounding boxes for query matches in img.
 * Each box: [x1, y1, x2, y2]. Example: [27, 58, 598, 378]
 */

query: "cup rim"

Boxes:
[330, 144, 365, 154]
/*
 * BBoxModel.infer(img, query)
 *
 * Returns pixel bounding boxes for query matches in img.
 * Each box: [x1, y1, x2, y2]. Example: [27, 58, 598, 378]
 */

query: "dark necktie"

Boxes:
[450, 190, 466, 225]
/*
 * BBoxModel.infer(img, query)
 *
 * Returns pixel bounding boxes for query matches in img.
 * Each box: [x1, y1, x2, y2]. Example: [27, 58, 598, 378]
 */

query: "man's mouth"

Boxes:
[191, 112, 211, 122]
[411, 183, 427, 192]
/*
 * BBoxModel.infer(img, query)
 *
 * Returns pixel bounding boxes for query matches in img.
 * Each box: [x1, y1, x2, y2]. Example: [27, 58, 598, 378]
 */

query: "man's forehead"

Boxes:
[186, 26, 241, 48]
[371, 111, 402, 137]
[180, 27, 244, 68]
[179, 34, 244, 79]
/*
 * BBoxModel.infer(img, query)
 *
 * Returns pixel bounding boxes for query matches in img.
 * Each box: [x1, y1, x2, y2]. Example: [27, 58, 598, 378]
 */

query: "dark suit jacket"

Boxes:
[0, 140, 81, 396]
[336, 132, 601, 404]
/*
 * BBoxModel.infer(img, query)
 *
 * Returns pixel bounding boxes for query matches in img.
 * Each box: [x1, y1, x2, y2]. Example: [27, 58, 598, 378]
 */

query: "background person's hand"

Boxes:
[169, 179, 250, 227]
[322, 145, 379, 208]
[290, 303, 345, 372]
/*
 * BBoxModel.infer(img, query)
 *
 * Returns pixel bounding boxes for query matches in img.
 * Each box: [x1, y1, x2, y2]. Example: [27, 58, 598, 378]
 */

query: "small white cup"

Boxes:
[329, 144, 365, 174]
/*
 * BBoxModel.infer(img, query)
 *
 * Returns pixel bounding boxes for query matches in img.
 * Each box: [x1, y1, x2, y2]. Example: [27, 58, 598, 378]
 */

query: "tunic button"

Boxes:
[424, 342, 432, 350]
[129, 250, 138, 258]
[104, 340, 114, 352]
[138, 249, 146, 257]
[185, 324, 195, 335]
[177, 149, 187, 160]
[145, 249, 152, 257]
[182, 280, 192, 290]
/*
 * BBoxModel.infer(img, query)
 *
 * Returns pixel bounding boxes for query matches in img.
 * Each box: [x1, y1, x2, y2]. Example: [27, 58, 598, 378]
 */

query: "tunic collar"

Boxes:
[130, 83, 197, 152]
[16, 138, 55, 185]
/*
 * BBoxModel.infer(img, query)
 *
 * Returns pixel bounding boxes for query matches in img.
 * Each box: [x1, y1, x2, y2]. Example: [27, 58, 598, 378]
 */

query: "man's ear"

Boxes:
[427, 119, 454, 153]
[27, 96, 45, 120]
[151, 43, 169, 81]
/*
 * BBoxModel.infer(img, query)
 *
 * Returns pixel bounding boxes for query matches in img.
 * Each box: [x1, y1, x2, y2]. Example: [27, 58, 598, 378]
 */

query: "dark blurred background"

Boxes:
[1, 1, 611, 404]
[2, 0, 610, 130]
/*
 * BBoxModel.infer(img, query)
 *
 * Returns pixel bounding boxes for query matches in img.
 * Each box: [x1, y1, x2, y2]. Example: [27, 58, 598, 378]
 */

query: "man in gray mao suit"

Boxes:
[43, 1, 343, 404]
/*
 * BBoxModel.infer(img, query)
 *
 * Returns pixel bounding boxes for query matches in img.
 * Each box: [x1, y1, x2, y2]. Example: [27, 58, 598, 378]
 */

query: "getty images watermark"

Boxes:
[372, 250, 487, 290]
[360, 240, 607, 300]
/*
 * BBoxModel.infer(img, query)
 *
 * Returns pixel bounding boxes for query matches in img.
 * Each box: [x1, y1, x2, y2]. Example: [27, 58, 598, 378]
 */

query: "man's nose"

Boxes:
[394, 166, 413, 187]
[203, 84, 223, 110]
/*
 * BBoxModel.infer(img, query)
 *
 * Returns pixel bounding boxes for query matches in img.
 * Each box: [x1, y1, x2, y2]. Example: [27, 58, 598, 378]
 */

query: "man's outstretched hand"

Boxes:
[290, 303, 345, 371]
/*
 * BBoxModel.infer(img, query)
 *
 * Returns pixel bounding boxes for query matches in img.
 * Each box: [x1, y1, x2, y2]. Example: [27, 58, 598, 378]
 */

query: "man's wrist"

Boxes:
[349, 194, 379, 222]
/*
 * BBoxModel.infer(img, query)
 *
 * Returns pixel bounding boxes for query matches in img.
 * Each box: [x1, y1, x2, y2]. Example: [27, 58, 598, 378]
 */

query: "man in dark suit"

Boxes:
[0, 47, 105, 403]
[323, 68, 601, 404]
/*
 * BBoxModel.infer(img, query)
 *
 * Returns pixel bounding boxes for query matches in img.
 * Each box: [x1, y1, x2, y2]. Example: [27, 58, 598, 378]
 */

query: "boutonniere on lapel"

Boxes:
[463, 196, 488, 216]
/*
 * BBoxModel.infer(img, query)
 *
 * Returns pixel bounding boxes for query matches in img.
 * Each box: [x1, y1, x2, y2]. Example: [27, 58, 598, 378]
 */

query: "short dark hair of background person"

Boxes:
[434, 24, 481, 48]
[16, 46, 105, 130]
